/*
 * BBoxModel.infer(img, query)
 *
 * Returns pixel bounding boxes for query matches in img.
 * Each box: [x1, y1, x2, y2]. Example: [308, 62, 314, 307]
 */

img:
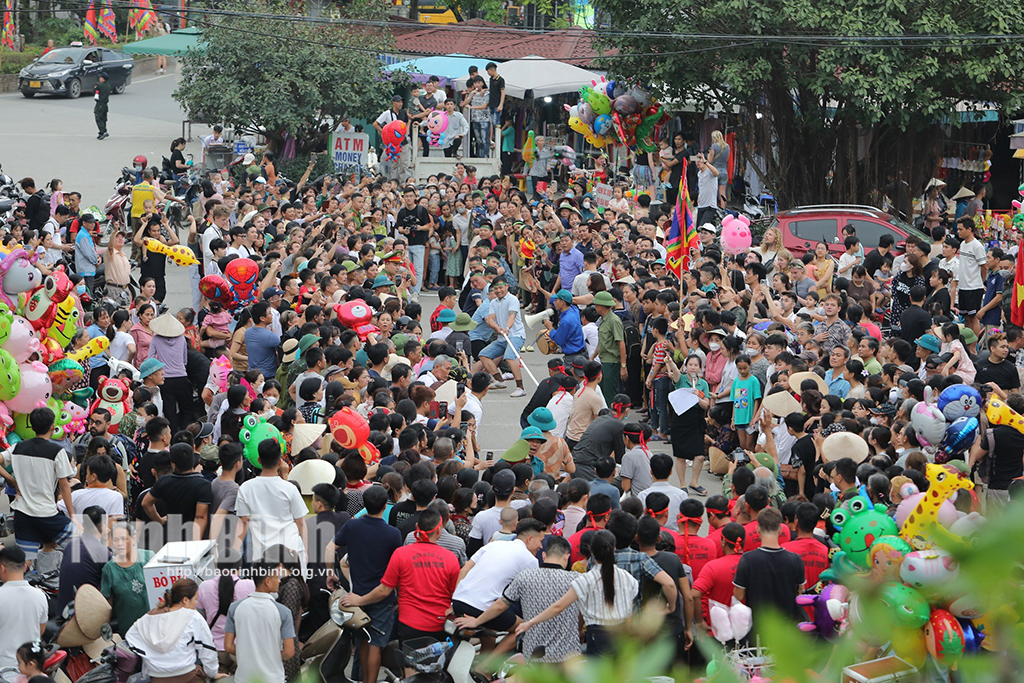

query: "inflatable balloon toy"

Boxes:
[613, 95, 638, 116]
[626, 86, 652, 108]
[0, 303, 12, 347]
[424, 109, 449, 147]
[238, 414, 286, 468]
[578, 102, 595, 125]
[587, 88, 611, 116]
[797, 583, 849, 638]
[62, 401, 89, 438]
[89, 376, 132, 434]
[23, 266, 73, 332]
[6, 361, 52, 414]
[937, 384, 982, 421]
[41, 296, 80, 363]
[334, 301, 380, 342]
[879, 582, 930, 629]
[67, 336, 109, 364]
[144, 238, 198, 267]
[942, 417, 979, 459]
[720, 215, 753, 255]
[48, 358, 84, 397]
[199, 275, 232, 306]
[0, 349, 20, 401]
[521, 131, 535, 166]
[4, 314, 39, 363]
[0, 249, 41, 311]
[380, 120, 407, 163]
[901, 548, 959, 594]
[830, 495, 898, 568]
[900, 463, 974, 550]
[593, 114, 613, 136]
[958, 617, 986, 653]
[868, 534, 913, 583]
[894, 481, 958, 530]
[223, 258, 260, 311]
[564, 105, 592, 136]
[985, 397, 1024, 434]
[925, 609, 965, 666]
[910, 402, 947, 449]
[329, 405, 380, 464]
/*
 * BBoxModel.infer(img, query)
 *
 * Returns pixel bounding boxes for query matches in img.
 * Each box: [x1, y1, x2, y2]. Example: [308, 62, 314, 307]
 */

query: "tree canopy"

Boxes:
[592, 0, 1024, 205]
[174, 0, 395, 155]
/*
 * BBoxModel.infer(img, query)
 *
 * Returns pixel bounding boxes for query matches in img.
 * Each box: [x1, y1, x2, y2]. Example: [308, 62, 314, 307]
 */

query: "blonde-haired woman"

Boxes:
[755, 226, 784, 277]
[708, 130, 730, 207]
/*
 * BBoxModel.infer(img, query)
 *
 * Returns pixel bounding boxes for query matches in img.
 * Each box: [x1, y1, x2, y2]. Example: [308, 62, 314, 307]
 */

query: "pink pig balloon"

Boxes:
[6, 361, 52, 413]
[720, 215, 752, 255]
[3, 316, 40, 363]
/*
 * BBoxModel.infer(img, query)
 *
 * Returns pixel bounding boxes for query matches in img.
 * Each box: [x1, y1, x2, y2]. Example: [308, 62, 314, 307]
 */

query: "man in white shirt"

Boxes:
[201, 125, 224, 165]
[202, 205, 232, 275]
[58, 455, 124, 521]
[694, 152, 719, 228]
[0, 545, 48, 670]
[956, 217, 988, 340]
[452, 519, 543, 640]
[234, 441, 308, 572]
[225, 558, 296, 683]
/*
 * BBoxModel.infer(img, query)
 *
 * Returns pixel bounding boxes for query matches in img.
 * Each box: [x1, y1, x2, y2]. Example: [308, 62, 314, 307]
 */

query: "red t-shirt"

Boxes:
[783, 536, 830, 589]
[692, 553, 743, 623]
[705, 525, 725, 559]
[675, 530, 718, 580]
[742, 520, 791, 552]
[381, 541, 460, 631]
[568, 525, 600, 564]
[429, 304, 450, 333]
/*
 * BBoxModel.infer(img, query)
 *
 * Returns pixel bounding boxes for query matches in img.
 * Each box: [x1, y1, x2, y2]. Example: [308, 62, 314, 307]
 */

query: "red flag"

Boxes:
[2, 0, 15, 51]
[84, 0, 99, 45]
[664, 159, 698, 277]
[99, 0, 117, 42]
[1012, 239, 1024, 327]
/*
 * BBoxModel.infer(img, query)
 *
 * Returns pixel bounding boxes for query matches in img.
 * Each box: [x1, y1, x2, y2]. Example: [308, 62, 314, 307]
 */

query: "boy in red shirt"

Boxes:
[782, 502, 830, 589]
[703, 495, 733, 559]
[568, 493, 613, 563]
[341, 508, 459, 642]
[676, 498, 717, 580]
[741, 485, 791, 551]
[429, 287, 457, 332]
[692, 523, 746, 626]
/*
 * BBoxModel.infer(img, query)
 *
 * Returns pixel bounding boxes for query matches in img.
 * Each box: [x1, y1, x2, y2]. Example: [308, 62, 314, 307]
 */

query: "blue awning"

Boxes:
[383, 54, 496, 87]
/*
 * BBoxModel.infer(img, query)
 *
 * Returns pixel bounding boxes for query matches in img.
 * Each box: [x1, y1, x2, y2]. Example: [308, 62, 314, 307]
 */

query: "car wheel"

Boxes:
[21, 91, 35, 98]
[66, 78, 82, 99]
[114, 82, 126, 95]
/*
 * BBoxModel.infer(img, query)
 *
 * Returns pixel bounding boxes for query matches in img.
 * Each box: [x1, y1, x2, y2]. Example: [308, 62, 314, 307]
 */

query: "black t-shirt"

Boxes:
[57, 535, 111, 613]
[388, 499, 417, 530]
[734, 546, 806, 621]
[137, 449, 166, 490]
[397, 206, 431, 246]
[646, 550, 685, 624]
[790, 435, 817, 499]
[572, 416, 625, 479]
[170, 149, 186, 172]
[489, 75, 505, 109]
[150, 473, 213, 537]
[669, 149, 686, 187]
[926, 288, 951, 317]
[863, 248, 891, 279]
[976, 358, 1021, 391]
[899, 305, 931, 344]
[634, 151, 649, 167]
[397, 508, 426, 540]
[983, 425, 1024, 489]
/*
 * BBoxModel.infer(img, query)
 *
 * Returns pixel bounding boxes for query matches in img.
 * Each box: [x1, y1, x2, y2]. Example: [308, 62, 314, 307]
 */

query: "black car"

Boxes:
[19, 46, 134, 99]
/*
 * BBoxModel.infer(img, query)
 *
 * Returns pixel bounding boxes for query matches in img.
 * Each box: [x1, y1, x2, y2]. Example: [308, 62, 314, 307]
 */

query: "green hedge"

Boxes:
[0, 47, 44, 75]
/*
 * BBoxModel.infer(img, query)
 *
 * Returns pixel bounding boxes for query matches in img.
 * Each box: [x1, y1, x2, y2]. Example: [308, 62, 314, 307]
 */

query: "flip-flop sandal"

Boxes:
[689, 485, 708, 496]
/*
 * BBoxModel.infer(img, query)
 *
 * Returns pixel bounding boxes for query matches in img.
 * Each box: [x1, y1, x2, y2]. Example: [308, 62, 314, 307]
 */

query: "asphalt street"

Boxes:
[1, 72, 720, 489]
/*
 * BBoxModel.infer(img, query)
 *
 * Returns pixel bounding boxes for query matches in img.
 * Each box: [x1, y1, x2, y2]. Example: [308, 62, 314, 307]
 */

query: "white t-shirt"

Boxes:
[225, 592, 296, 683]
[582, 322, 599, 359]
[59, 486, 124, 519]
[9, 439, 75, 518]
[468, 505, 506, 542]
[109, 330, 136, 362]
[0, 581, 48, 669]
[546, 391, 574, 439]
[449, 392, 483, 427]
[235, 476, 308, 568]
[957, 238, 987, 291]
[452, 538, 538, 610]
[837, 252, 859, 275]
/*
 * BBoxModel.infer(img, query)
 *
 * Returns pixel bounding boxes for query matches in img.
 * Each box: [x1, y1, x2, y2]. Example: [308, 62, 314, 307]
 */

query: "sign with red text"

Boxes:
[593, 183, 613, 208]
[330, 132, 370, 170]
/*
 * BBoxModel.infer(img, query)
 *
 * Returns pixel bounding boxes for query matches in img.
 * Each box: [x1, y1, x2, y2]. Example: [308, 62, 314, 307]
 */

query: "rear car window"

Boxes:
[789, 219, 837, 244]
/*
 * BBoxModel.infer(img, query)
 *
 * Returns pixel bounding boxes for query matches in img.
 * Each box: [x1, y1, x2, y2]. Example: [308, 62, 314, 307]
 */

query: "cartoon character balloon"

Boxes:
[425, 109, 449, 147]
[830, 495, 898, 568]
[925, 609, 965, 666]
[937, 385, 982, 421]
[223, 258, 260, 311]
[911, 402, 947, 448]
[144, 238, 198, 267]
[985, 397, 1024, 435]
[23, 266, 73, 332]
[868, 535, 912, 583]
[0, 349, 21, 401]
[66, 337, 110, 365]
[879, 582, 931, 629]
[239, 414, 286, 468]
[901, 549, 959, 593]
[199, 275, 232, 306]
[0, 250, 41, 311]
[4, 315, 40, 363]
[0, 303, 13, 347]
[48, 358, 84, 396]
[334, 300, 380, 342]
[720, 215, 753, 255]
[381, 120, 407, 163]
[89, 376, 132, 433]
[796, 583, 849, 639]
[6, 361, 52, 413]
[943, 417, 979, 457]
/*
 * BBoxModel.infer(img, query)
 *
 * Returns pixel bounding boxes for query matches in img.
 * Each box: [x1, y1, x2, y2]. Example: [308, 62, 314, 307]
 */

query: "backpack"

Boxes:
[622, 315, 642, 361]
[34, 191, 51, 228]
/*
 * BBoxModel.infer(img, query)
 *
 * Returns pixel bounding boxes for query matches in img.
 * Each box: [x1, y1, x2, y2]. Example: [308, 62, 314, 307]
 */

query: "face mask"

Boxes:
[265, 395, 279, 406]
[565, 191, 575, 198]
[458, 207, 466, 214]
[999, 269, 1012, 279]
[900, 260, 911, 273]
[76, 284, 87, 294]
[256, 381, 265, 394]
[583, 200, 591, 208]
[870, 417, 883, 425]
[709, 342, 722, 352]
[745, 347, 758, 356]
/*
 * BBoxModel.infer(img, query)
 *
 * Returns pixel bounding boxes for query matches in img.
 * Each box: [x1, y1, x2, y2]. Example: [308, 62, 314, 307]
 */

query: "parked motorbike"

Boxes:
[73, 641, 142, 683]
[104, 169, 135, 231]
[300, 588, 369, 683]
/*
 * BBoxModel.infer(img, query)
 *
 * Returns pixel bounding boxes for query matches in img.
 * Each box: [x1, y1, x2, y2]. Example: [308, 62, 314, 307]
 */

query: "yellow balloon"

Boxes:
[891, 626, 927, 668]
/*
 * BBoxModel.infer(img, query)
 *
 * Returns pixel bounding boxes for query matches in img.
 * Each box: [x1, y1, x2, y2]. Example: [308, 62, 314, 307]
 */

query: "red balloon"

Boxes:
[199, 275, 231, 305]
[223, 258, 260, 310]
[329, 406, 369, 450]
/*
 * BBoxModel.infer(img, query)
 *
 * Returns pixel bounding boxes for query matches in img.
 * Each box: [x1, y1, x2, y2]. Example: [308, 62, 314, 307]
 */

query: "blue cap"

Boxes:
[139, 358, 166, 379]
[520, 426, 546, 441]
[915, 334, 941, 353]
[549, 289, 573, 305]
[437, 308, 457, 324]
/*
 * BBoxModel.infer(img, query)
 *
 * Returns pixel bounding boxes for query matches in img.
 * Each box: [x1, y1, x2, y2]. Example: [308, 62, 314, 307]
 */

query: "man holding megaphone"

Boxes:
[543, 290, 588, 369]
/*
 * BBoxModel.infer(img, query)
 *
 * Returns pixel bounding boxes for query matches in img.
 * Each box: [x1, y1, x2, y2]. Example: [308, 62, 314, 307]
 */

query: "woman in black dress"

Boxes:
[666, 352, 713, 496]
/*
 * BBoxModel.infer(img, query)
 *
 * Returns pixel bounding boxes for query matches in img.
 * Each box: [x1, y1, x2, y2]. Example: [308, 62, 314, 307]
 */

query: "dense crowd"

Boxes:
[0, 133, 1018, 683]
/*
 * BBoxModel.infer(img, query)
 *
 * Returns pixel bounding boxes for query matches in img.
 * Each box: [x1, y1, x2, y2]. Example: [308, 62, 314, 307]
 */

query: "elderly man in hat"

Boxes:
[592, 290, 627, 404]
[147, 313, 193, 432]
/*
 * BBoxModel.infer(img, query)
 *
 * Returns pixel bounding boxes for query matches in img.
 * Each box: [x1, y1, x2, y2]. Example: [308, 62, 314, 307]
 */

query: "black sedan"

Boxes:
[19, 46, 134, 99]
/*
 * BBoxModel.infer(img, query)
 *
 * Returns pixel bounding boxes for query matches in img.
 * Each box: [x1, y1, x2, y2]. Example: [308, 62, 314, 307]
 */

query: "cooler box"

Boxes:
[842, 656, 917, 683]
[143, 540, 217, 608]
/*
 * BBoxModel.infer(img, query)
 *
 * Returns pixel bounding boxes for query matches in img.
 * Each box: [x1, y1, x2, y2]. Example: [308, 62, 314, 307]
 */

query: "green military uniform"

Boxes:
[94, 77, 111, 138]
[597, 308, 625, 404]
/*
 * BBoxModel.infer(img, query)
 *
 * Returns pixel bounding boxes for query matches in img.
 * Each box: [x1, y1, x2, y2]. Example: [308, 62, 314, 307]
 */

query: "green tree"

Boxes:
[174, 0, 395, 155]
[592, 0, 1024, 206]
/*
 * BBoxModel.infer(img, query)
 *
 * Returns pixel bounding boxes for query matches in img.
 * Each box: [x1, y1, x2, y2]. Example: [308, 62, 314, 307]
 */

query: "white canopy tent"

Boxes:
[452, 55, 602, 98]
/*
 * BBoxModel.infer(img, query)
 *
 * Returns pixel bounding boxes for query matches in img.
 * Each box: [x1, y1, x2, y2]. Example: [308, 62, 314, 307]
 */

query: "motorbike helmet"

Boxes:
[133, 155, 148, 170]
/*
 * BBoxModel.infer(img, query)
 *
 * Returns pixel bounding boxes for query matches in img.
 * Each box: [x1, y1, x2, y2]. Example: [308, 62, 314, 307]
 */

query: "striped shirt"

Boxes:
[571, 566, 638, 626]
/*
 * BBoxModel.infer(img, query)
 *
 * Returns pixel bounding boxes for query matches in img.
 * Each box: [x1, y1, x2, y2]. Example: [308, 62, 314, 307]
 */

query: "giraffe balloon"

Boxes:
[900, 463, 974, 551]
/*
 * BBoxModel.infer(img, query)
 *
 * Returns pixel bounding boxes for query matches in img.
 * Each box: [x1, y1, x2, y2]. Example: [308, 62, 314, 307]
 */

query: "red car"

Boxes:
[771, 205, 932, 259]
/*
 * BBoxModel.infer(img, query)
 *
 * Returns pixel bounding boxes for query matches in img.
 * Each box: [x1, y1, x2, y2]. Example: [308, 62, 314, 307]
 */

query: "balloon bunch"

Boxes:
[381, 120, 407, 163]
[911, 385, 983, 462]
[198, 258, 261, 312]
[424, 110, 449, 147]
[566, 78, 669, 152]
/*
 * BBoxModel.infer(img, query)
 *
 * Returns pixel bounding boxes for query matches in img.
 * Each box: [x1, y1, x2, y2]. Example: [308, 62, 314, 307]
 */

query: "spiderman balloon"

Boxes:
[381, 120, 407, 163]
[199, 275, 232, 306]
[223, 258, 260, 311]
[334, 300, 380, 341]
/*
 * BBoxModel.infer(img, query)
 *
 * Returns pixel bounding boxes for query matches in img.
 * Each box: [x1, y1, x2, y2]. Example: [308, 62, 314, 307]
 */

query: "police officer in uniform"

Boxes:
[95, 71, 111, 140]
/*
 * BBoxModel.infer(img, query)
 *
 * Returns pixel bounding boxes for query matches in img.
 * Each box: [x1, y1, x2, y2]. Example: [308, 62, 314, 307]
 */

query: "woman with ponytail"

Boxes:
[516, 529, 638, 656]
[125, 578, 219, 683]
[691, 522, 746, 628]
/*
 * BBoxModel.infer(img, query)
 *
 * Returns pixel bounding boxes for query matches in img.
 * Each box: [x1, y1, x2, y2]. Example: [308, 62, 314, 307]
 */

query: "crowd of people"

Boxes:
[0, 129, 1018, 683]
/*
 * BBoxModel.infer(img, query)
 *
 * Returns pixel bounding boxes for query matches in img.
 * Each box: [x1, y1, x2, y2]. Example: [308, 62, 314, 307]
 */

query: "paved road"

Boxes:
[1, 72, 721, 491]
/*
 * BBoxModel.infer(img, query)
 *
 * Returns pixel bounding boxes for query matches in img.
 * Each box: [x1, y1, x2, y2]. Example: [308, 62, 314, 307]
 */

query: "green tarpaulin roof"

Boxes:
[123, 27, 201, 56]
